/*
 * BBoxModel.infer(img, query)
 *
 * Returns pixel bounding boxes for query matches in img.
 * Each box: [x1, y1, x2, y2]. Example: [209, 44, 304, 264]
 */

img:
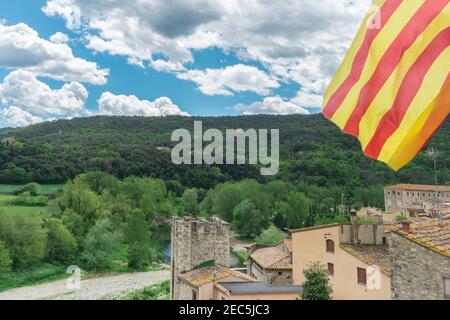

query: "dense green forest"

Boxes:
[0, 114, 448, 290]
[0, 114, 448, 190]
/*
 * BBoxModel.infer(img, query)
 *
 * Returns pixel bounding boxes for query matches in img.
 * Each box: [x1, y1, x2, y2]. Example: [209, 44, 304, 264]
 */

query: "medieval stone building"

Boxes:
[389, 219, 450, 300]
[170, 216, 230, 300]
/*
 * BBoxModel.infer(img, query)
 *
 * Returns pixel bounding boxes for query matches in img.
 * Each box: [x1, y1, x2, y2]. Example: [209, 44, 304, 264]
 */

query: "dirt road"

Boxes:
[0, 270, 170, 300]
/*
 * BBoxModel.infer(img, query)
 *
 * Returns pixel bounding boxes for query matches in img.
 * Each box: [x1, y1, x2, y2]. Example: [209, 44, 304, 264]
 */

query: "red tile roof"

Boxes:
[391, 218, 450, 257]
[250, 247, 292, 270]
[340, 245, 390, 276]
[178, 264, 254, 287]
[385, 184, 450, 192]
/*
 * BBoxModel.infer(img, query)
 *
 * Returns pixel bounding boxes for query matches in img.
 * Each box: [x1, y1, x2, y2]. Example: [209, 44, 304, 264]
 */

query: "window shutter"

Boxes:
[357, 267, 367, 285]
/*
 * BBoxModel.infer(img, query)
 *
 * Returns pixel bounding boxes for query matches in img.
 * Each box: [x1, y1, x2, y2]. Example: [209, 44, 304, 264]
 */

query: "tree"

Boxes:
[255, 225, 287, 246]
[0, 240, 12, 273]
[15, 182, 41, 196]
[0, 213, 47, 270]
[81, 219, 122, 270]
[208, 183, 242, 222]
[301, 262, 332, 300]
[276, 192, 310, 229]
[61, 209, 85, 242]
[182, 188, 198, 215]
[232, 199, 270, 237]
[47, 218, 78, 263]
[123, 209, 156, 269]
[59, 180, 101, 227]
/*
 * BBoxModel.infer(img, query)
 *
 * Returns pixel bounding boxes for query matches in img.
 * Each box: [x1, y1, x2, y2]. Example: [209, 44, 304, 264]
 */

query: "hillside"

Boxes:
[0, 114, 448, 190]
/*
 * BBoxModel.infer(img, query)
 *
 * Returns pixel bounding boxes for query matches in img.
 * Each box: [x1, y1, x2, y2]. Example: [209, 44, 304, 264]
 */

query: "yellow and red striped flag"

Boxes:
[322, 0, 450, 170]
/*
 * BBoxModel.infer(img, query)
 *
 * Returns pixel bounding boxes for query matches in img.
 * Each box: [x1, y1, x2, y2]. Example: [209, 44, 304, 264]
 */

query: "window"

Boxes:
[382, 237, 387, 245]
[445, 277, 450, 299]
[327, 263, 334, 276]
[357, 267, 367, 285]
[192, 290, 197, 300]
[326, 239, 335, 253]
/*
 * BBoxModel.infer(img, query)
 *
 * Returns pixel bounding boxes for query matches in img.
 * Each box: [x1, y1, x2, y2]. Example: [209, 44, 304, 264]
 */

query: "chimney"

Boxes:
[438, 214, 444, 228]
[350, 209, 358, 244]
[401, 220, 412, 234]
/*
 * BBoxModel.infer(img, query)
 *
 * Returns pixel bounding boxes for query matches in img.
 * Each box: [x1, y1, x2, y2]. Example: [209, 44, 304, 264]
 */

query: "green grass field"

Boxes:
[0, 262, 68, 292]
[0, 194, 50, 218]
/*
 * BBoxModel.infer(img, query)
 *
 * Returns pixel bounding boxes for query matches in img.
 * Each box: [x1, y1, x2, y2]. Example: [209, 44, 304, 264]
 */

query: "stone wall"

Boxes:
[389, 232, 450, 300]
[171, 217, 230, 300]
[266, 269, 293, 285]
[247, 259, 264, 281]
[247, 258, 292, 286]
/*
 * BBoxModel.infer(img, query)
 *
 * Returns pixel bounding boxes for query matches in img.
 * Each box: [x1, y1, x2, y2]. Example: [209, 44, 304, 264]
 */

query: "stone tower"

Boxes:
[170, 216, 230, 300]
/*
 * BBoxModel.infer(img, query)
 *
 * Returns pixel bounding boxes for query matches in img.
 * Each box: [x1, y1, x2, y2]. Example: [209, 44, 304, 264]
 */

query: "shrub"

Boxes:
[395, 212, 408, 223]
[81, 219, 122, 270]
[301, 262, 332, 300]
[14, 183, 42, 196]
[47, 218, 78, 263]
[0, 240, 12, 273]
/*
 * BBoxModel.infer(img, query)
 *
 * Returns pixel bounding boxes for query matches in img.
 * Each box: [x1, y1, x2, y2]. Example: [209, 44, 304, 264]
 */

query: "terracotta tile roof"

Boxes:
[178, 264, 254, 287]
[340, 245, 390, 276]
[250, 247, 292, 270]
[283, 239, 292, 252]
[385, 184, 450, 192]
[391, 219, 450, 257]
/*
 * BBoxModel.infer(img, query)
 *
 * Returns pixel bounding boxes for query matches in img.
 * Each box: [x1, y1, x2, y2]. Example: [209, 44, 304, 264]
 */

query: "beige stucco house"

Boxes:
[291, 220, 391, 300]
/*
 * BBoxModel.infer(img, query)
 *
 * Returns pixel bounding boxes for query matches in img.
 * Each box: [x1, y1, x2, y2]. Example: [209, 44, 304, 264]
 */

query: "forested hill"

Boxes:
[0, 114, 448, 190]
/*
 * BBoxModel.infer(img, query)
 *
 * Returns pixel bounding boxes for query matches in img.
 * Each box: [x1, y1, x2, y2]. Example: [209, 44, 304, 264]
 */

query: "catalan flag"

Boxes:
[322, 0, 450, 170]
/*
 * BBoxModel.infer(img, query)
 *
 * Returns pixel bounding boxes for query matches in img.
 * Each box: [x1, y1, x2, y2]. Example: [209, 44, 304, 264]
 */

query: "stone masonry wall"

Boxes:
[266, 269, 293, 285]
[171, 217, 230, 300]
[389, 232, 450, 300]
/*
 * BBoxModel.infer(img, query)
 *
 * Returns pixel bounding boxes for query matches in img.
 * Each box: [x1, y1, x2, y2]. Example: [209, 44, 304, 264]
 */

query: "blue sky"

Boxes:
[0, 0, 369, 127]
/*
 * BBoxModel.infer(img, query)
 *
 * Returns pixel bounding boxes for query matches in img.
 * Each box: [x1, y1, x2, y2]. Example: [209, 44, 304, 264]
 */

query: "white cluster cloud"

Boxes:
[0, 22, 108, 84]
[42, 0, 371, 110]
[0, 70, 88, 126]
[235, 96, 309, 115]
[0, 107, 44, 127]
[0, 71, 189, 127]
[177, 64, 279, 96]
[98, 92, 189, 117]
[49, 32, 69, 44]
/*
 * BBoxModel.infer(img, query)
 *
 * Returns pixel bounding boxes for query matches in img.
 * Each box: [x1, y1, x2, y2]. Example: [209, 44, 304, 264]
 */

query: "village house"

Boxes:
[246, 239, 293, 285]
[389, 218, 450, 300]
[291, 211, 391, 300]
[384, 184, 450, 216]
[178, 264, 302, 300]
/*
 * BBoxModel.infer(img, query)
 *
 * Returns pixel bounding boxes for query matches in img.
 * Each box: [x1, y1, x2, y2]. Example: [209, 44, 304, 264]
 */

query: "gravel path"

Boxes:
[0, 270, 170, 300]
